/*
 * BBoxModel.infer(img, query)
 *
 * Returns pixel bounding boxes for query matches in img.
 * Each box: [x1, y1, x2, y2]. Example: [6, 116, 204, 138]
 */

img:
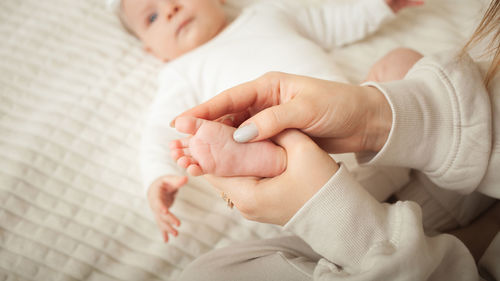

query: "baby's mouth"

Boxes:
[175, 18, 194, 37]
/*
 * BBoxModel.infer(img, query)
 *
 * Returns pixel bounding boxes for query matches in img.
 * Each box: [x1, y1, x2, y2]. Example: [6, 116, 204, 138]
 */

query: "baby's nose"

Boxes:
[166, 5, 181, 21]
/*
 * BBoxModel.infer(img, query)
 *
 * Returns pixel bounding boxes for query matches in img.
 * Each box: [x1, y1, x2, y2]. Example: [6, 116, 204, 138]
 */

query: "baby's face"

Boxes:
[122, 0, 227, 61]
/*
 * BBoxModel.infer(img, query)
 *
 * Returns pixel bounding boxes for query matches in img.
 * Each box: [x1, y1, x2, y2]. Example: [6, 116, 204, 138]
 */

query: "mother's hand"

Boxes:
[174, 72, 392, 153]
[205, 129, 339, 226]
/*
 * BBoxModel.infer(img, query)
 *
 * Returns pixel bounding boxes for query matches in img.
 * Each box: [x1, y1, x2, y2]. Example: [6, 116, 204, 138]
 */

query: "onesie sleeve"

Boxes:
[140, 68, 199, 195]
[290, 0, 395, 50]
[284, 164, 480, 280]
[360, 52, 492, 194]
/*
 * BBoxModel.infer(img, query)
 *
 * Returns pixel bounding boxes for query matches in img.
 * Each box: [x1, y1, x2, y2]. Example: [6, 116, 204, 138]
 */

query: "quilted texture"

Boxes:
[0, 0, 488, 280]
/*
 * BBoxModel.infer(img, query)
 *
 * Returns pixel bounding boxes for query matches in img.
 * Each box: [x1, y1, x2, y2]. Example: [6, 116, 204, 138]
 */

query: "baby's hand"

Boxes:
[147, 175, 188, 242]
[385, 0, 424, 13]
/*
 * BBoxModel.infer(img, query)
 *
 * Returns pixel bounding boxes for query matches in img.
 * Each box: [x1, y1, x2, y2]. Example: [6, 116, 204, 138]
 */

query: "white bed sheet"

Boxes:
[0, 0, 489, 280]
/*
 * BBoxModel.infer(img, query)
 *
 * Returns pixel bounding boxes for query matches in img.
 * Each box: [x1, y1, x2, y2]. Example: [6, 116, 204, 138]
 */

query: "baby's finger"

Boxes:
[159, 211, 181, 227]
[162, 230, 169, 243]
[405, 0, 424, 7]
[158, 219, 179, 238]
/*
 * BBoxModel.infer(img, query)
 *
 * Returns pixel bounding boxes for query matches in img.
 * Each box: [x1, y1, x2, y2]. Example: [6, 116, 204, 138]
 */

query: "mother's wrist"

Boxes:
[362, 86, 393, 152]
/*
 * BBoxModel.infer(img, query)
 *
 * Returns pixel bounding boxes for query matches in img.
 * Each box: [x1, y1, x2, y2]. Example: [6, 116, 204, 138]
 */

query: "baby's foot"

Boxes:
[170, 117, 286, 177]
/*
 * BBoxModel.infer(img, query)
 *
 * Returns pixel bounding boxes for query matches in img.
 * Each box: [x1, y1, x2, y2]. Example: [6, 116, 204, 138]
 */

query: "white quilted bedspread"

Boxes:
[0, 0, 489, 280]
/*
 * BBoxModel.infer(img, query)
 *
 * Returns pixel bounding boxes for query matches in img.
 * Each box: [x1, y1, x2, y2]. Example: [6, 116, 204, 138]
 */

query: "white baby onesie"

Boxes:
[140, 0, 401, 194]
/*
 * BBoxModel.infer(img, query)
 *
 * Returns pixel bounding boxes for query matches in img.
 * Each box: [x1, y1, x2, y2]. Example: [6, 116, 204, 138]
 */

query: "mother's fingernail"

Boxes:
[233, 123, 258, 143]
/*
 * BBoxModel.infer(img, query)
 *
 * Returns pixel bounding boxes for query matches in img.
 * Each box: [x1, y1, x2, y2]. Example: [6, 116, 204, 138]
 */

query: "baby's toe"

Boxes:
[187, 164, 203, 176]
[179, 138, 190, 148]
[177, 155, 198, 169]
[170, 140, 182, 149]
[175, 116, 204, 135]
[170, 148, 184, 161]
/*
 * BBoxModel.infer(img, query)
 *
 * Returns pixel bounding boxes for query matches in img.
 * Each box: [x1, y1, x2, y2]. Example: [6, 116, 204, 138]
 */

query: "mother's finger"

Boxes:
[172, 72, 287, 126]
[215, 111, 252, 128]
[204, 175, 261, 213]
[233, 101, 307, 143]
[272, 128, 313, 149]
[172, 81, 260, 126]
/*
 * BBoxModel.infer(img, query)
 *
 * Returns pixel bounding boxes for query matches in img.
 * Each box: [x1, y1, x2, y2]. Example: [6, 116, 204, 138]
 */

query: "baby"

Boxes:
[114, 0, 421, 242]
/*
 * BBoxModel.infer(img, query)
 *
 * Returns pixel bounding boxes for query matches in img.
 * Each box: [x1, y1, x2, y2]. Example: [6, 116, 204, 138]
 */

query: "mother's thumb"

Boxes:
[233, 102, 301, 143]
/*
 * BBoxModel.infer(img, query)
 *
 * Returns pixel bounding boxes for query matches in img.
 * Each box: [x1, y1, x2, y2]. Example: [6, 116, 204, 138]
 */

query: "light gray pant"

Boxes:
[178, 236, 322, 281]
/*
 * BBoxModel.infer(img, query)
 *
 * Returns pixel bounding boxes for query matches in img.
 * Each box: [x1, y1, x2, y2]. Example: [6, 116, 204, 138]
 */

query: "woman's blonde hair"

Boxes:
[462, 0, 500, 86]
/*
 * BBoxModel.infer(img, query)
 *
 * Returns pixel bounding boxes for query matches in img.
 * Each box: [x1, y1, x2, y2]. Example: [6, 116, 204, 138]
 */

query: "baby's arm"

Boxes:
[289, 0, 422, 50]
[140, 105, 186, 192]
[141, 102, 187, 242]
[140, 69, 200, 191]
[140, 70, 199, 241]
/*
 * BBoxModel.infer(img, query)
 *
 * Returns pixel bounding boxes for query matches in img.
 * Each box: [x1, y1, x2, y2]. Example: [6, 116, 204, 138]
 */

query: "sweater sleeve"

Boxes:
[475, 61, 500, 198]
[284, 164, 480, 280]
[140, 68, 199, 194]
[329, 153, 410, 202]
[360, 52, 492, 194]
[291, 0, 395, 50]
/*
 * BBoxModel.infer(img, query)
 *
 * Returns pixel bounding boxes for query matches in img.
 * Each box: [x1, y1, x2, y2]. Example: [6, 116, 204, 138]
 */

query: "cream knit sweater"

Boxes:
[285, 52, 499, 280]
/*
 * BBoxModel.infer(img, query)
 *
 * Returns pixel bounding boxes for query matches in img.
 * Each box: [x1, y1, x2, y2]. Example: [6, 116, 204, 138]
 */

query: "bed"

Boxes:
[0, 0, 489, 280]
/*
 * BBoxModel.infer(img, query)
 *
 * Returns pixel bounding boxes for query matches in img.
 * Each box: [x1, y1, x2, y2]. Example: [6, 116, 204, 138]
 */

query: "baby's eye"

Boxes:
[148, 12, 158, 24]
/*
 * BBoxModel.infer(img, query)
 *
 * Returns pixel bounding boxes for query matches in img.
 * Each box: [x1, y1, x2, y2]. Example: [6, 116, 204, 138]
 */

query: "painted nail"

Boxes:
[233, 123, 258, 143]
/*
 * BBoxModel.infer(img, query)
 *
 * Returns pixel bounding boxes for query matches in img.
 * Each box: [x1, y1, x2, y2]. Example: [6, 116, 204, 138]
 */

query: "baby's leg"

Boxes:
[170, 117, 286, 177]
[365, 47, 423, 82]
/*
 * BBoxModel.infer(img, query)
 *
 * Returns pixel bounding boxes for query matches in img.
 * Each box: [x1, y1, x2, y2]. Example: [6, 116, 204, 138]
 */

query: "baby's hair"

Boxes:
[462, 0, 499, 86]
